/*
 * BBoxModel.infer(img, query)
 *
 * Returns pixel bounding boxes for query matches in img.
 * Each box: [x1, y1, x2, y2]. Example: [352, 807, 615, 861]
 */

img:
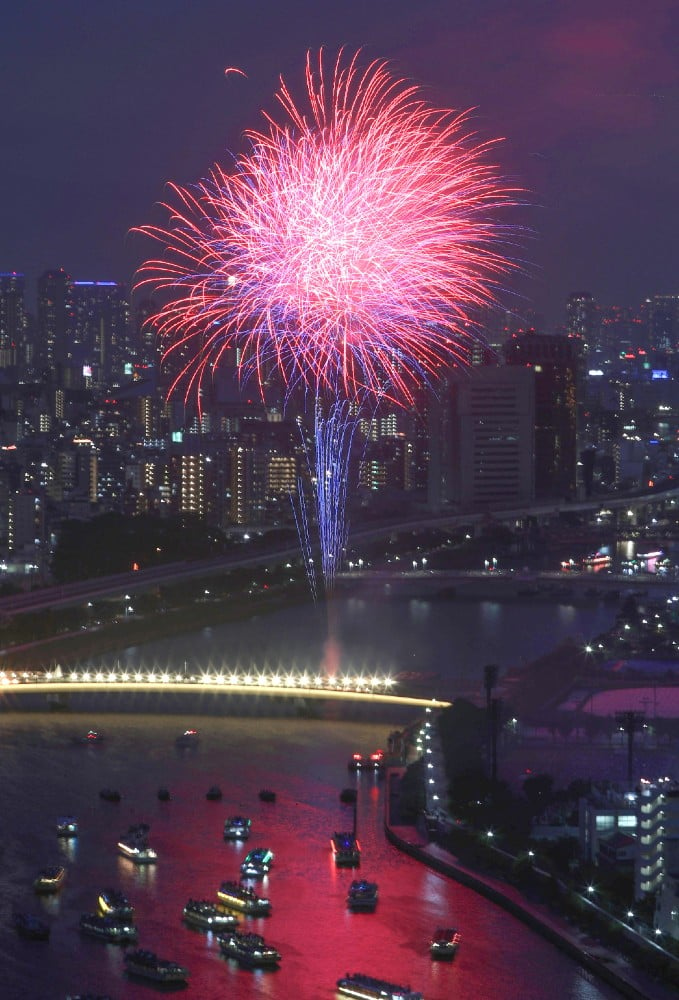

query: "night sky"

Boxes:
[2, 0, 678, 327]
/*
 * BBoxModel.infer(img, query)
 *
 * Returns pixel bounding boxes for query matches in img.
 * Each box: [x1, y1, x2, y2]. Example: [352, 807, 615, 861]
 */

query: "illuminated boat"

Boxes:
[77, 730, 105, 745]
[117, 837, 157, 863]
[240, 846, 274, 878]
[79, 912, 137, 943]
[331, 831, 361, 867]
[368, 749, 386, 771]
[347, 879, 378, 911]
[117, 822, 157, 863]
[13, 912, 50, 940]
[124, 949, 189, 984]
[348, 752, 366, 771]
[336, 972, 423, 1000]
[217, 880, 271, 915]
[175, 728, 199, 748]
[56, 815, 79, 837]
[223, 815, 251, 840]
[34, 865, 66, 893]
[218, 930, 280, 967]
[430, 926, 461, 959]
[182, 899, 238, 930]
[98, 888, 134, 921]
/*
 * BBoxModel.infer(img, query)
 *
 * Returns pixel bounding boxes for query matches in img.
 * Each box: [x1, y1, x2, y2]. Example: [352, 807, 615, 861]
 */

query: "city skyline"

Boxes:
[1, 1, 678, 328]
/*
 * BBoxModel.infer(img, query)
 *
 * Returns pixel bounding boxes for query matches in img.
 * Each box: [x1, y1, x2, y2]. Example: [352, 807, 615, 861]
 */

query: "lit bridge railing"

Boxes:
[0, 669, 450, 708]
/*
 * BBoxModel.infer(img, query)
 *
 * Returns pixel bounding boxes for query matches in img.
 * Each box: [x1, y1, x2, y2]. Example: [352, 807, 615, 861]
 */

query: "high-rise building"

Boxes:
[441, 365, 535, 511]
[0, 272, 25, 368]
[71, 280, 130, 385]
[505, 331, 580, 500]
[648, 294, 679, 354]
[566, 292, 599, 353]
[37, 268, 72, 372]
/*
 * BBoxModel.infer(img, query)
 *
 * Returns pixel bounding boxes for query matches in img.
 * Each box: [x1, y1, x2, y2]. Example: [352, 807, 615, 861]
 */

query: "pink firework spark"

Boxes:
[137, 49, 518, 407]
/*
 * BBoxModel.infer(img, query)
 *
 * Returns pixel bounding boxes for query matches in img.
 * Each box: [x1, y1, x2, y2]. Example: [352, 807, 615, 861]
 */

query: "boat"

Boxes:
[223, 815, 251, 840]
[117, 837, 157, 863]
[157, 786, 171, 801]
[34, 865, 66, 893]
[240, 846, 274, 878]
[66, 995, 113, 1000]
[124, 949, 189, 984]
[218, 929, 280, 967]
[347, 879, 378, 911]
[259, 788, 276, 802]
[98, 888, 134, 921]
[331, 831, 361, 867]
[117, 823, 157, 863]
[206, 785, 222, 801]
[13, 912, 50, 940]
[336, 972, 423, 1000]
[77, 729, 105, 745]
[348, 752, 366, 771]
[99, 788, 121, 802]
[79, 912, 138, 943]
[182, 899, 239, 930]
[368, 749, 386, 771]
[217, 880, 271, 915]
[175, 728, 199, 748]
[56, 815, 78, 837]
[340, 787, 357, 804]
[430, 926, 461, 959]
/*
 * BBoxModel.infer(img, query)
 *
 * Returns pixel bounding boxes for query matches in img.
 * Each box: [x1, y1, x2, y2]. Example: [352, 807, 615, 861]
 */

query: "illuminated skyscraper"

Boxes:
[37, 268, 72, 371]
[505, 331, 580, 500]
[566, 291, 599, 353]
[0, 272, 25, 368]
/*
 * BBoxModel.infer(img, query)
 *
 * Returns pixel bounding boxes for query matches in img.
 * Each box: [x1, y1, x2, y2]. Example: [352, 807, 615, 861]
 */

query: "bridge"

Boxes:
[0, 667, 450, 711]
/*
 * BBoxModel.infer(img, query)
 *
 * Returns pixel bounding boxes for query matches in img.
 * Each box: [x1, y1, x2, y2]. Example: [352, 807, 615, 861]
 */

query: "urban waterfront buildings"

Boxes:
[0, 266, 679, 579]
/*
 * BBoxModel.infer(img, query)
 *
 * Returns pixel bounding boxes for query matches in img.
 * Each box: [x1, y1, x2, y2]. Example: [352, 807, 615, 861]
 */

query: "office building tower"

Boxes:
[0, 272, 25, 368]
[505, 331, 580, 500]
[440, 365, 534, 511]
[71, 280, 130, 385]
[648, 294, 679, 354]
[37, 268, 72, 372]
[566, 292, 599, 353]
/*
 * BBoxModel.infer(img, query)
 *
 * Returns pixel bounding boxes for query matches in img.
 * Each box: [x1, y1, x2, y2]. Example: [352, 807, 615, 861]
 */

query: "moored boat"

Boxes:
[336, 972, 423, 1000]
[206, 785, 222, 801]
[79, 912, 138, 943]
[258, 788, 276, 802]
[98, 888, 134, 921]
[347, 879, 378, 911]
[182, 898, 239, 930]
[13, 912, 50, 940]
[430, 926, 461, 959]
[157, 786, 171, 801]
[240, 846, 274, 878]
[34, 865, 66, 893]
[218, 929, 280, 967]
[331, 831, 361, 867]
[223, 815, 251, 840]
[56, 815, 78, 837]
[124, 948, 189, 983]
[77, 729, 105, 745]
[217, 880, 271, 915]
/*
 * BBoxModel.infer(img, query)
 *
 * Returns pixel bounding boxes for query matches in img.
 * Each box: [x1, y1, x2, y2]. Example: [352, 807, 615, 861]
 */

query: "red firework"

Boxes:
[136, 49, 518, 407]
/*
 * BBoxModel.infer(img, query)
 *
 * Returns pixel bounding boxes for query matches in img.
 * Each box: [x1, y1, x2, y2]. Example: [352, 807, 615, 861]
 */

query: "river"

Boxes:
[2, 593, 638, 998]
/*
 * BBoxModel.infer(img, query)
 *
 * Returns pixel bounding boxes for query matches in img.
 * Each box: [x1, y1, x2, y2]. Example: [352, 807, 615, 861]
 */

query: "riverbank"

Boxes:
[384, 768, 678, 1000]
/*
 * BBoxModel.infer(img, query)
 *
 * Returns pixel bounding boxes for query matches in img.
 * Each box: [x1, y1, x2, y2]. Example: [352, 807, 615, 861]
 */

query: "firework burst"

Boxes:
[137, 49, 517, 408]
[137, 50, 518, 593]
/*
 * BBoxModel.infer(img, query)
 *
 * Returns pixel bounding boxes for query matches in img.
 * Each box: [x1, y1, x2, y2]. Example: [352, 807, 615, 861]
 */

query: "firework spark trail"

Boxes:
[136, 49, 518, 593]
